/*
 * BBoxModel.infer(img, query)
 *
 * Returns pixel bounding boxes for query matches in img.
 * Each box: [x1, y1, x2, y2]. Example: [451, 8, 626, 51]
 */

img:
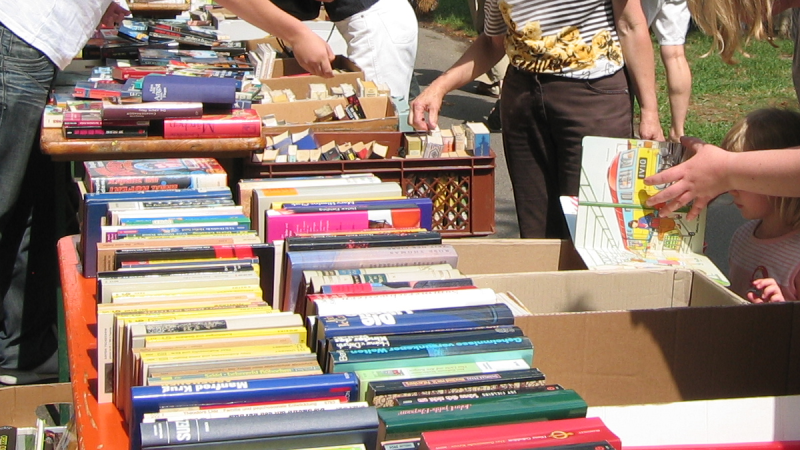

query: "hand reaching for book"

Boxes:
[99, 2, 129, 29]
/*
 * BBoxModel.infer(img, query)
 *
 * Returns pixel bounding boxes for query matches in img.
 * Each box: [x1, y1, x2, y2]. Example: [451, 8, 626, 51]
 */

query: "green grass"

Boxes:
[422, 0, 798, 145]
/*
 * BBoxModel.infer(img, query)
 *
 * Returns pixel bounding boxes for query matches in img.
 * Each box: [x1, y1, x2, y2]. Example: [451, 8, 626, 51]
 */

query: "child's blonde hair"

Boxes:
[687, 0, 774, 64]
[722, 107, 800, 228]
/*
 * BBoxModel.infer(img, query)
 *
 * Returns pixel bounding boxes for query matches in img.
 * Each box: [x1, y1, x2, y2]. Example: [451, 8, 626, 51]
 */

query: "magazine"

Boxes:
[570, 136, 729, 285]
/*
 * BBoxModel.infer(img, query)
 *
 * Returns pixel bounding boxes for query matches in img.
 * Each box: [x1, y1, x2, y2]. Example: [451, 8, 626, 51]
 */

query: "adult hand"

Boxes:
[638, 112, 665, 142]
[644, 136, 733, 220]
[289, 29, 336, 78]
[99, 2, 129, 28]
[409, 86, 447, 131]
[747, 278, 786, 303]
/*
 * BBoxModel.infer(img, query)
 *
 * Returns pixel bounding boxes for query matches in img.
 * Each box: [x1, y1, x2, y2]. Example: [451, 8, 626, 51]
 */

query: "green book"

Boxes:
[354, 359, 530, 401]
[376, 389, 587, 441]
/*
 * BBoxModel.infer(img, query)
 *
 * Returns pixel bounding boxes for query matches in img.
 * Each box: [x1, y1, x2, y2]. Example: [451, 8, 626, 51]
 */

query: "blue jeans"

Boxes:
[0, 21, 59, 370]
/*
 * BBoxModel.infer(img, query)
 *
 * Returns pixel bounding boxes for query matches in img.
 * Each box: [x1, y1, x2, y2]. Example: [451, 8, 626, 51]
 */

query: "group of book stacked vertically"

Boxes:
[75, 160, 623, 450]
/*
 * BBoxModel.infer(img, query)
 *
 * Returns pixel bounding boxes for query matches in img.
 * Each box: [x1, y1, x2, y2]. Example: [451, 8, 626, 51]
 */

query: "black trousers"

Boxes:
[500, 67, 634, 239]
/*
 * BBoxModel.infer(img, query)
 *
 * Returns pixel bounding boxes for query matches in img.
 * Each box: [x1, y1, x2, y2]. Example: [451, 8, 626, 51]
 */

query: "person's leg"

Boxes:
[0, 22, 59, 380]
[660, 44, 691, 142]
[334, 0, 418, 106]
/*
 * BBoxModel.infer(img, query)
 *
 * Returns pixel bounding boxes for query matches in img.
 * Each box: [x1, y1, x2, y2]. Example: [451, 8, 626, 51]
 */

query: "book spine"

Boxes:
[318, 303, 514, 338]
[142, 75, 237, 104]
[285, 231, 442, 252]
[162, 116, 262, 139]
[332, 347, 534, 374]
[377, 389, 588, 438]
[329, 325, 523, 352]
[394, 384, 564, 405]
[331, 336, 533, 364]
[267, 210, 373, 244]
[109, 224, 250, 240]
[100, 102, 203, 120]
[64, 127, 147, 139]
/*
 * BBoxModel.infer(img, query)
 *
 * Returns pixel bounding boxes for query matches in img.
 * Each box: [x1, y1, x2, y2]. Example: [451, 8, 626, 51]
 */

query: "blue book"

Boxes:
[129, 373, 360, 450]
[81, 187, 233, 278]
[317, 303, 514, 340]
[141, 74, 237, 104]
[107, 224, 250, 240]
[280, 197, 435, 232]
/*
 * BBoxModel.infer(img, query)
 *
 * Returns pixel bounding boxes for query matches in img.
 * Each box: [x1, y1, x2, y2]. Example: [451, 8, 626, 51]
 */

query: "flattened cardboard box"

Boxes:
[444, 239, 800, 408]
[0, 382, 72, 427]
[254, 96, 398, 134]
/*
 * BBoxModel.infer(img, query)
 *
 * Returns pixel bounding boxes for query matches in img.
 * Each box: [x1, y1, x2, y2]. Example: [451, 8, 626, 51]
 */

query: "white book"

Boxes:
[309, 268, 464, 293]
[109, 205, 244, 225]
[310, 287, 498, 317]
[141, 400, 367, 422]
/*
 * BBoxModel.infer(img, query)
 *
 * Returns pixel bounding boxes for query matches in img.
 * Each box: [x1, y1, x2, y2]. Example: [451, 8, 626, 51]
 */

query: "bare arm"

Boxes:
[410, 33, 506, 130]
[612, 0, 664, 141]
[214, 0, 335, 77]
[645, 136, 800, 219]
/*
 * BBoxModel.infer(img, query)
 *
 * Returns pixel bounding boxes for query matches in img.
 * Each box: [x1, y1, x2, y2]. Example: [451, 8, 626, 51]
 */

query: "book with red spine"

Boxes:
[265, 207, 423, 244]
[418, 417, 621, 450]
[163, 108, 261, 139]
[111, 65, 169, 81]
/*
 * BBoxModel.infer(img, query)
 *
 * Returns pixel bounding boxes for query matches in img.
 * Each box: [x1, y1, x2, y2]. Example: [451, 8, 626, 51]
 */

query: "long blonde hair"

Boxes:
[722, 108, 800, 228]
[687, 0, 775, 64]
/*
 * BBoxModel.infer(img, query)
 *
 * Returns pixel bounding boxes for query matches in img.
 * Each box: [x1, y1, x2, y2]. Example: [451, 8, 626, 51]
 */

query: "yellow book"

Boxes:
[143, 325, 308, 347]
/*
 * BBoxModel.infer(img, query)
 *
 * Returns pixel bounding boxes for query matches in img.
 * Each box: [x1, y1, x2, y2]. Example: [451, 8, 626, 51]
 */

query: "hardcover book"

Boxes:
[574, 137, 729, 285]
[163, 109, 262, 139]
[141, 74, 237, 104]
[417, 417, 621, 450]
[139, 405, 380, 450]
[393, 384, 564, 405]
[376, 389, 588, 441]
[265, 207, 424, 244]
[83, 158, 227, 193]
[101, 98, 203, 120]
[285, 230, 442, 252]
[64, 126, 148, 139]
[279, 197, 435, 232]
[130, 373, 360, 449]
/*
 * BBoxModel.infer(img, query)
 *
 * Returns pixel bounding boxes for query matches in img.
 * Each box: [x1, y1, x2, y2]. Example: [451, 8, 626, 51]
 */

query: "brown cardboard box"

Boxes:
[0, 383, 72, 427]
[254, 96, 398, 134]
[260, 56, 366, 99]
[444, 239, 800, 408]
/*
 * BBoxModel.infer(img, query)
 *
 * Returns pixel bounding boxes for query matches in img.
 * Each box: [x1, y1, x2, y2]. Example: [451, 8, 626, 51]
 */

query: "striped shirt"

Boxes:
[484, 0, 623, 78]
[728, 220, 800, 301]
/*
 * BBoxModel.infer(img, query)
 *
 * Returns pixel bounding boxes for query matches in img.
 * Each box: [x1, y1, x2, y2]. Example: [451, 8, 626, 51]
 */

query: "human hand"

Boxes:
[643, 136, 733, 220]
[289, 29, 336, 78]
[99, 2, 129, 28]
[747, 278, 786, 303]
[409, 86, 447, 131]
[638, 115, 665, 142]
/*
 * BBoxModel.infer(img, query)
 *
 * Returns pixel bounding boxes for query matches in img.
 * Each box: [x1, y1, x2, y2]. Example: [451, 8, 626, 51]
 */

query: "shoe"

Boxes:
[0, 351, 59, 385]
[475, 82, 501, 98]
[486, 101, 502, 131]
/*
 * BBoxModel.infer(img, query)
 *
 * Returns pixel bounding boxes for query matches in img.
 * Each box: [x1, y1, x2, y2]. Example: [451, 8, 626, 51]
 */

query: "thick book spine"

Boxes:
[100, 100, 203, 120]
[142, 74, 237, 104]
[377, 389, 588, 440]
[417, 417, 620, 450]
[317, 303, 514, 339]
[114, 243, 271, 267]
[328, 325, 524, 352]
[163, 111, 262, 139]
[280, 198, 435, 232]
[268, 208, 427, 244]
[64, 127, 148, 139]
[330, 335, 533, 365]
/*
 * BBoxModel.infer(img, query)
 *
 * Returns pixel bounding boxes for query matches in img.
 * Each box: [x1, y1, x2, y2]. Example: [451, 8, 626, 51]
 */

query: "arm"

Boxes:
[213, 0, 335, 77]
[99, 2, 130, 28]
[645, 136, 800, 219]
[410, 33, 506, 130]
[612, 0, 664, 141]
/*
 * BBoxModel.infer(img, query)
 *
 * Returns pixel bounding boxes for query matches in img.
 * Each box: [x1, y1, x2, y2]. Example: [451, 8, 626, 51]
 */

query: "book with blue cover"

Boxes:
[141, 74, 237, 105]
[130, 372, 360, 450]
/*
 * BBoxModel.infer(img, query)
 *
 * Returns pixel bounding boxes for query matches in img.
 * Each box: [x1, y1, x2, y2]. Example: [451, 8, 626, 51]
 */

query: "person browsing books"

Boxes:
[0, 0, 129, 385]
[717, 108, 800, 303]
[411, 0, 664, 239]
[644, 0, 800, 219]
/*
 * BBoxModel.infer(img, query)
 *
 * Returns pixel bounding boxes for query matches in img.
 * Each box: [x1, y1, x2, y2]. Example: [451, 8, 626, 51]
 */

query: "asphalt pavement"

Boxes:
[413, 25, 742, 274]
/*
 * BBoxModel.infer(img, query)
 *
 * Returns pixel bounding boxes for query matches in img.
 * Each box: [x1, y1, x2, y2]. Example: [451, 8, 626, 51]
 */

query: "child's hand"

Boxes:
[746, 278, 786, 303]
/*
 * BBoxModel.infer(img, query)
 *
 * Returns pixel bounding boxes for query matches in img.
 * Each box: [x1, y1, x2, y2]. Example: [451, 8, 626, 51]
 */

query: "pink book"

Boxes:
[264, 208, 421, 243]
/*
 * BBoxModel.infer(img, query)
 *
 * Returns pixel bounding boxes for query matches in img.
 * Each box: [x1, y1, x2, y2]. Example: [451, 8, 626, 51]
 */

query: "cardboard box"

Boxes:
[260, 56, 366, 100]
[254, 96, 398, 134]
[589, 394, 800, 447]
[444, 239, 800, 407]
[0, 382, 72, 427]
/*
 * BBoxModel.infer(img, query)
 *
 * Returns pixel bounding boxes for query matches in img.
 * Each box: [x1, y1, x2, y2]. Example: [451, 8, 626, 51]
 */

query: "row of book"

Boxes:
[74, 160, 625, 450]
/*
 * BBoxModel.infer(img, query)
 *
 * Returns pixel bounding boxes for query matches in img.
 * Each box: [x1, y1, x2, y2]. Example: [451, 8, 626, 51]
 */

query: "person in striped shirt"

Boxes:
[411, 0, 664, 239]
[722, 108, 800, 303]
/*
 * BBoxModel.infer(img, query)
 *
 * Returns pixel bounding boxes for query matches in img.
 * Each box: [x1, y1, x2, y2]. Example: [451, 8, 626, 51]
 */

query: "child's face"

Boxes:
[730, 189, 773, 220]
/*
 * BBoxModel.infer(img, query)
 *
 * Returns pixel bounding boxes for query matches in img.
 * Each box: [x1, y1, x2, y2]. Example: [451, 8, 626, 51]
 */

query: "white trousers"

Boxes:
[334, 0, 419, 104]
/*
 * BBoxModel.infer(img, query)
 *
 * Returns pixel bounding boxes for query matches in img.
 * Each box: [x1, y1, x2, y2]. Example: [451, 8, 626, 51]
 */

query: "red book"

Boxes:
[111, 65, 169, 81]
[163, 109, 262, 139]
[419, 417, 621, 450]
